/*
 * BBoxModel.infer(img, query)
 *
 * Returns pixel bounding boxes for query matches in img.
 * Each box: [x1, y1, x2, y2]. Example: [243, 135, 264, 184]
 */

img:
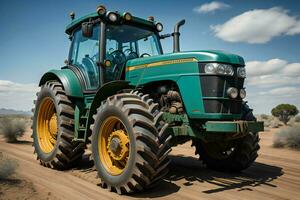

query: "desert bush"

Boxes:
[273, 124, 300, 149]
[256, 115, 282, 128]
[294, 115, 300, 123]
[260, 114, 270, 120]
[270, 120, 280, 128]
[0, 116, 26, 142]
[0, 152, 18, 179]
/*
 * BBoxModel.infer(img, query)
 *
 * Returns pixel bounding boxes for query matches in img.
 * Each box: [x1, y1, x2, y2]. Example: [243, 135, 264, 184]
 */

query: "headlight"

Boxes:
[156, 22, 163, 32]
[96, 5, 106, 15]
[107, 12, 118, 22]
[224, 65, 234, 75]
[204, 63, 216, 74]
[240, 89, 246, 99]
[216, 64, 225, 74]
[237, 67, 246, 78]
[123, 12, 132, 21]
[227, 87, 238, 98]
[204, 63, 234, 76]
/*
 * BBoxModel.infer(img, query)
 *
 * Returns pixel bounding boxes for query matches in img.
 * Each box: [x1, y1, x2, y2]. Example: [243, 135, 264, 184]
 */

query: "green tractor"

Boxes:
[32, 5, 264, 194]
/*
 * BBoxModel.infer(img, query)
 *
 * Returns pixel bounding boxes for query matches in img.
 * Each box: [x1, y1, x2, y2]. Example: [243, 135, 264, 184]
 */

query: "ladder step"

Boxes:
[78, 127, 86, 131]
[73, 138, 85, 142]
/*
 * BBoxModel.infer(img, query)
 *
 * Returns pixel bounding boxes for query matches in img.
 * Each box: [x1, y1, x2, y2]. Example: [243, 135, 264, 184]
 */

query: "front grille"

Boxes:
[199, 63, 244, 114]
[203, 99, 242, 114]
[200, 76, 225, 97]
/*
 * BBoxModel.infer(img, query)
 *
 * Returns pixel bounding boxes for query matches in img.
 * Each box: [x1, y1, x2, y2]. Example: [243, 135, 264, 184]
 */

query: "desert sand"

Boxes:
[1, 128, 299, 200]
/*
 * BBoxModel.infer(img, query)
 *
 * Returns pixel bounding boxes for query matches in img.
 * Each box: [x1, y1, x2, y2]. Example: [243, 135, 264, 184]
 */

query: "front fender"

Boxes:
[39, 69, 83, 98]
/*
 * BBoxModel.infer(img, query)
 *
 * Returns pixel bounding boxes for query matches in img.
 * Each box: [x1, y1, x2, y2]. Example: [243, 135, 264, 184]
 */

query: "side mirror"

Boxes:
[81, 22, 93, 38]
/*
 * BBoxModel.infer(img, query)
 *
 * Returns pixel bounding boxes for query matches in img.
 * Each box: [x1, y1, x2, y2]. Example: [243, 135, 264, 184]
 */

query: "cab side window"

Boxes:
[70, 25, 100, 90]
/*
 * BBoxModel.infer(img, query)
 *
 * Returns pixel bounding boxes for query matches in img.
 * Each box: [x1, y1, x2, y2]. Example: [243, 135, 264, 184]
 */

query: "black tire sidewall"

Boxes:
[92, 103, 137, 186]
[199, 103, 259, 171]
[33, 84, 62, 162]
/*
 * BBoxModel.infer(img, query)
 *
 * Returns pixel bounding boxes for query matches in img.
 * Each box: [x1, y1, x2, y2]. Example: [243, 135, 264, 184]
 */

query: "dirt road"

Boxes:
[1, 129, 300, 200]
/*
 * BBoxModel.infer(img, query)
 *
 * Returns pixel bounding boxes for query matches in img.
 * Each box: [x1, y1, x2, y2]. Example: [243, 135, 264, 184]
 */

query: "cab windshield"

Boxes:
[104, 24, 162, 82]
[106, 24, 161, 57]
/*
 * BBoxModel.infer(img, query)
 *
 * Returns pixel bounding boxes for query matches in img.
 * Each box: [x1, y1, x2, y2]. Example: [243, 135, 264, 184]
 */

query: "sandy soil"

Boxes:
[0, 128, 300, 200]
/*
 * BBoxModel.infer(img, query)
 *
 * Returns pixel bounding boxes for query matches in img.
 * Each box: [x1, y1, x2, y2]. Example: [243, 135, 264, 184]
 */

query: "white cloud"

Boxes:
[211, 7, 300, 43]
[193, 1, 230, 14]
[0, 80, 37, 93]
[247, 75, 300, 87]
[259, 87, 300, 96]
[282, 63, 300, 77]
[246, 59, 287, 76]
[245, 59, 300, 87]
[244, 59, 300, 114]
[0, 80, 38, 111]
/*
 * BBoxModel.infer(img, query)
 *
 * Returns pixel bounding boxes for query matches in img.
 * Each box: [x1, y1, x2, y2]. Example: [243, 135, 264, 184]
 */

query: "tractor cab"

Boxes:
[66, 7, 164, 91]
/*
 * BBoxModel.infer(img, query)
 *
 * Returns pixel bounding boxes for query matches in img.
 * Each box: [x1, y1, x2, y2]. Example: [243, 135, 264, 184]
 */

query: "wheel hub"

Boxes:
[110, 137, 121, 153]
[107, 130, 129, 161]
[48, 115, 58, 136]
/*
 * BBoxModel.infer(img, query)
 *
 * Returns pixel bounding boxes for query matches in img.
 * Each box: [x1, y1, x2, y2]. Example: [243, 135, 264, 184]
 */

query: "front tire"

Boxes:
[193, 103, 260, 172]
[32, 81, 84, 169]
[90, 91, 171, 194]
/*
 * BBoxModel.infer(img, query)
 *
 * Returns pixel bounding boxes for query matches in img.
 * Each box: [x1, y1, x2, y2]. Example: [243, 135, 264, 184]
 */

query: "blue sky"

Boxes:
[0, 0, 299, 114]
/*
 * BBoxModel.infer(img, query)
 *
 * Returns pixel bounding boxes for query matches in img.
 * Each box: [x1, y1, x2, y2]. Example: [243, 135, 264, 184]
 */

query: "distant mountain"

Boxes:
[0, 108, 31, 116]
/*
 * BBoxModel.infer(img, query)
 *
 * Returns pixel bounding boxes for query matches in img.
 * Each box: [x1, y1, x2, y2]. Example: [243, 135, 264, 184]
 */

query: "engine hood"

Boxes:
[126, 50, 245, 67]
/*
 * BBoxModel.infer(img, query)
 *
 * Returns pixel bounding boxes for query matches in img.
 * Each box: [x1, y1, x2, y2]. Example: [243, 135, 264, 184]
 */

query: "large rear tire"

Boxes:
[90, 91, 171, 194]
[193, 103, 260, 172]
[32, 81, 85, 169]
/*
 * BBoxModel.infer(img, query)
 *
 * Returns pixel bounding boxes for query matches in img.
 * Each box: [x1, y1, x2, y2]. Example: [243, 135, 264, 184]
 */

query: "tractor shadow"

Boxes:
[132, 155, 283, 198]
[9, 140, 33, 145]
[74, 154, 283, 198]
[167, 155, 283, 194]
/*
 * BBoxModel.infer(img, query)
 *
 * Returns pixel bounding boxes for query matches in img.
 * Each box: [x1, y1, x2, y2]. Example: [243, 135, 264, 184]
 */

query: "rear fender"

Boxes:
[39, 69, 83, 98]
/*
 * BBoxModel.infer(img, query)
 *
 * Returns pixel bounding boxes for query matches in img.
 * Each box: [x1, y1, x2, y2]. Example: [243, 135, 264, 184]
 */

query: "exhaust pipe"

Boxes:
[173, 19, 185, 53]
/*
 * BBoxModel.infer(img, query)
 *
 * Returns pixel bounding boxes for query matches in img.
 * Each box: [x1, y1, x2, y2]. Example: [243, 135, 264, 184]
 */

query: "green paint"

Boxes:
[39, 69, 83, 98]
[163, 113, 264, 141]
[205, 121, 264, 133]
[126, 50, 244, 120]
[126, 50, 244, 67]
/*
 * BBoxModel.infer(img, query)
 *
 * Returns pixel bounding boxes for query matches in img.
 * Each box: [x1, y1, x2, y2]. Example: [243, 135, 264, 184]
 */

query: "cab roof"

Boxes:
[65, 11, 156, 35]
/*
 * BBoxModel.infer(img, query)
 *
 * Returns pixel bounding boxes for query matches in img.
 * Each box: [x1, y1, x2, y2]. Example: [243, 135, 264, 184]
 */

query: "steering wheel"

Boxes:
[106, 50, 127, 80]
[123, 49, 138, 60]
[140, 53, 151, 57]
[107, 50, 126, 65]
[123, 48, 132, 56]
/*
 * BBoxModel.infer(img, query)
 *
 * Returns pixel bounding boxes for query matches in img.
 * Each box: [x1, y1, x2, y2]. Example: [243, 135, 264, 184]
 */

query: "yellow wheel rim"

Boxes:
[37, 97, 58, 153]
[99, 116, 130, 176]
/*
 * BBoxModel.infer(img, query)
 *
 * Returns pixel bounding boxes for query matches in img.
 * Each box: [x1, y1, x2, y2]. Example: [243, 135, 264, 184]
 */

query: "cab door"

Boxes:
[69, 25, 100, 90]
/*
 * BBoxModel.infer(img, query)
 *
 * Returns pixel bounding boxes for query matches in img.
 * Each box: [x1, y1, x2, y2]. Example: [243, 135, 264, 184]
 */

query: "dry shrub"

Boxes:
[293, 115, 300, 123]
[0, 152, 18, 179]
[260, 114, 269, 120]
[273, 124, 300, 150]
[256, 114, 282, 128]
[0, 116, 26, 142]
